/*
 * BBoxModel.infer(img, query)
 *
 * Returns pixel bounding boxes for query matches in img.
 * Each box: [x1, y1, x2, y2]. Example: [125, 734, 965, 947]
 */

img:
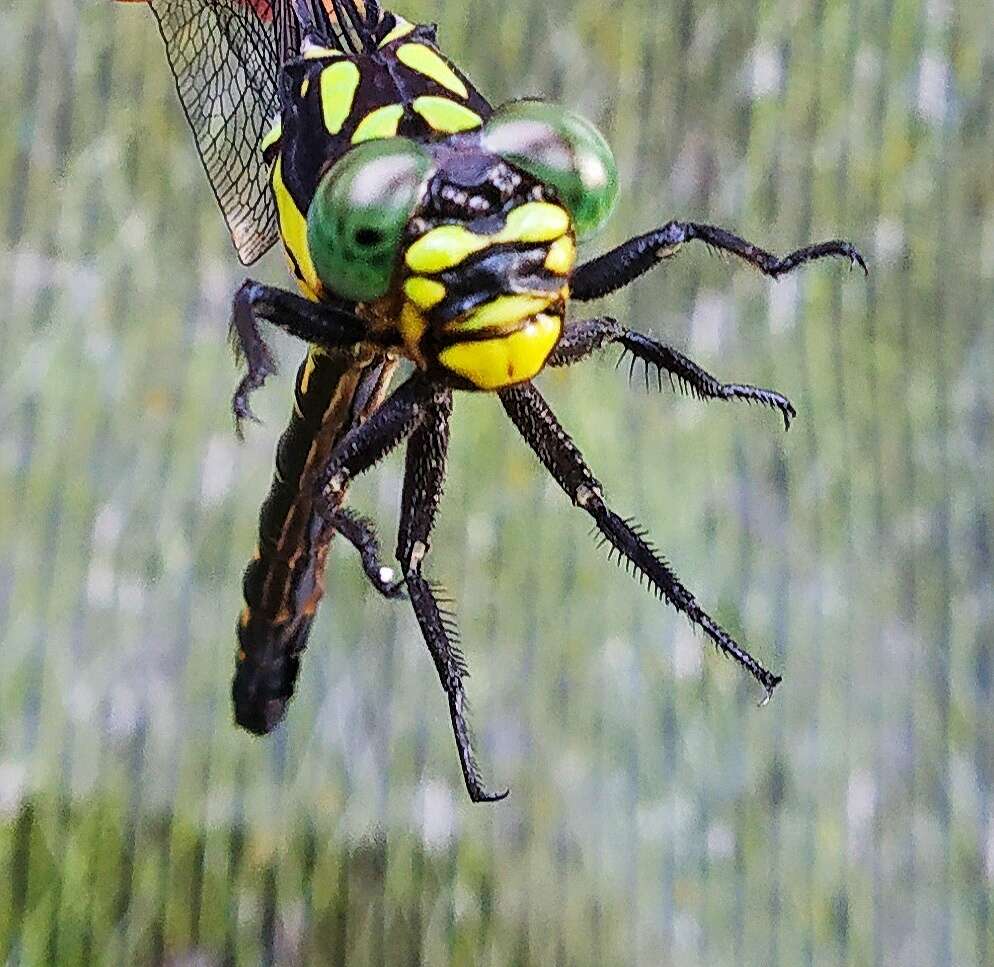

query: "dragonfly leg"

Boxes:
[570, 222, 867, 301]
[230, 279, 368, 435]
[322, 506, 405, 598]
[395, 389, 508, 803]
[311, 371, 436, 508]
[548, 317, 796, 429]
[499, 381, 782, 701]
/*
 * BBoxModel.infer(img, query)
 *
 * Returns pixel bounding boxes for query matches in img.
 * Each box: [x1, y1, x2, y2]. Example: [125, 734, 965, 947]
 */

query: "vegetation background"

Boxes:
[2, 0, 992, 963]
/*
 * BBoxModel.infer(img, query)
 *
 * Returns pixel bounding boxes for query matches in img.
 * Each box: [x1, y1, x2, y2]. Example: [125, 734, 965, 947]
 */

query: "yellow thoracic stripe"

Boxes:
[303, 44, 343, 59]
[272, 156, 320, 299]
[299, 346, 320, 394]
[405, 202, 571, 274]
[396, 43, 468, 99]
[260, 118, 282, 156]
[320, 61, 361, 135]
[378, 15, 415, 47]
[412, 96, 482, 133]
[351, 104, 405, 143]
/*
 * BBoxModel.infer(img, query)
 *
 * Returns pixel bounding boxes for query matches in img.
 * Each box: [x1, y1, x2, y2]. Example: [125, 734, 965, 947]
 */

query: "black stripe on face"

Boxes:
[429, 246, 565, 325]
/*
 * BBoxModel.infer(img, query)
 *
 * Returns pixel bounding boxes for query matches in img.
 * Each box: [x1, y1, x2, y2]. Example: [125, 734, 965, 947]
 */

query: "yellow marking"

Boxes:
[496, 202, 570, 243]
[399, 302, 429, 365]
[412, 96, 482, 133]
[405, 202, 571, 275]
[299, 348, 320, 394]
[294, 277, 320, 300]
[300, 77, 310, 98]
[439, 313, 562, 389]
[396, 43, 468, 98]
[303, 45, 342, 59]
[273, 156, 320, 297]
[406, 224, 490, 273]
[351, 103, 405, 143]
[403, 276, 447, 310]
[238, 607, 251, 630]
[260, 118, 282, 156]
[544, 235, 576, 275]
[320, 61, 361, 135]
[379, 16, 416, 46]
[445, 294, 552, 333]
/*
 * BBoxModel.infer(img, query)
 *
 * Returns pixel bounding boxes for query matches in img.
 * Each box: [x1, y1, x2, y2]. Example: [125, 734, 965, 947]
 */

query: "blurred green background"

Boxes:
[2, 0, 992, 963]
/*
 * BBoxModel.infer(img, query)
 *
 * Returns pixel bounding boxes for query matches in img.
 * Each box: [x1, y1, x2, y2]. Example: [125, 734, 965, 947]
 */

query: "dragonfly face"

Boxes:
[304, 120, 616, 390]
[127, 0, 865, 802]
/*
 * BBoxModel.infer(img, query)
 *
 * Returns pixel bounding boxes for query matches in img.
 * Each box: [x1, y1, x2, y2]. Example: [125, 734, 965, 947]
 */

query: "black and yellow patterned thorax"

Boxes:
[262, 14, 576, 392]
[265, 17, 491, 298]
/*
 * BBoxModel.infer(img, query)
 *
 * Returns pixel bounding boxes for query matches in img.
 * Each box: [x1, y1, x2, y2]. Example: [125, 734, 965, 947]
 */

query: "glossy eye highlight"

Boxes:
[482, 100, 619, 239]
[306, 138, 432, 301]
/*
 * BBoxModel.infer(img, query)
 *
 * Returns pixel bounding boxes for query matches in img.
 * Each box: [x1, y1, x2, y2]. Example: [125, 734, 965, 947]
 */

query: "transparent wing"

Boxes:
[145, 0, 281, 264]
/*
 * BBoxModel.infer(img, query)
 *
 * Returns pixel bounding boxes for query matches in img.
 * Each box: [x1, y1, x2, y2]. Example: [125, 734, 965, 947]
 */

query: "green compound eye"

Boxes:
[482, 100, 619, 240]
[307, 138, 432, 302]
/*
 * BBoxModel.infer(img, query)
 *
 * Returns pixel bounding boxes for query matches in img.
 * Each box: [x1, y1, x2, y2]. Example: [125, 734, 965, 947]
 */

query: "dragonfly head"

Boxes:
[305, 102, 618, 389]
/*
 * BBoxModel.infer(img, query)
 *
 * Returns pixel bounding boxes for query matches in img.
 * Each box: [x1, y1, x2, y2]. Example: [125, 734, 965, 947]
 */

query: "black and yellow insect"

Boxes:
[128, 0, 866, 801]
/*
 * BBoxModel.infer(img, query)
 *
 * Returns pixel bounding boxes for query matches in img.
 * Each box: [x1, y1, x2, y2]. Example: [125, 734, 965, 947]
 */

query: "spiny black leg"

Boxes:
[548, 317, 796, 430]
[396, 391, 508, 803]
[499, 381, 782, 701]
[571, 222, 867, 301]
[229, 279, 368, 434]
[322, 506, 405, 598]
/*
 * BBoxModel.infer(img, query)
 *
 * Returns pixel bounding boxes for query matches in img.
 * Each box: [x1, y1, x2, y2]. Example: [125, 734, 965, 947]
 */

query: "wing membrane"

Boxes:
[145, 0, 281, 264]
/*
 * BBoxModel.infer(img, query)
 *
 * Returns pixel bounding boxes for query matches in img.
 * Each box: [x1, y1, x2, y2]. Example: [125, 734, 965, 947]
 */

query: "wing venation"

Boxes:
[147, 0, 281, 264]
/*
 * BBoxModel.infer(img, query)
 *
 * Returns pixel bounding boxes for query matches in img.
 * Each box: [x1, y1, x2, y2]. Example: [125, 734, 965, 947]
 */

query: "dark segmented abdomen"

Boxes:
[233, 348, 396, 734]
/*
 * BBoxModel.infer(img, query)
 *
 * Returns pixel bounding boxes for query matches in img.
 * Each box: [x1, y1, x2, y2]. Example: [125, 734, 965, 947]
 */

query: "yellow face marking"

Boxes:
[404, 276, 447, 310]
[405, 225, 490, 273]
[406, 202, 571, 275]
[396, 43, 469, 99]
[412, 96, 482, 133]
[378, 15, 416, 47]
[351, 104, 405, 143]
[272, 156, 320, 299]
[444, 294, 553, 333]
[320, 61, 361, 135]
[439, 313, 562, 389]
[300, 77, 310, 98]
[496, 203, 570, 243]
[544, 235, 576, 275]
[399, 302, 429, 365]
[260, 118, 282, 156]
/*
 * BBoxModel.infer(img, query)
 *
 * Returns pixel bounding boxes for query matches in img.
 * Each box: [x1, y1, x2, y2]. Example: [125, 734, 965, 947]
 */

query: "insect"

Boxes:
[124, 0, 866, 801]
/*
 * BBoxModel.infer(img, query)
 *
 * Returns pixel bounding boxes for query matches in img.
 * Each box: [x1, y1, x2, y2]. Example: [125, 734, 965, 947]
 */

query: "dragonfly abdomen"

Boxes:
[234, 347, 395, 734]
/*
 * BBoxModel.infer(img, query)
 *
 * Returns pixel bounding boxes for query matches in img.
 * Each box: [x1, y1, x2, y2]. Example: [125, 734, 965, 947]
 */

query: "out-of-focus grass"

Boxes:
[1, 0, 992, 964]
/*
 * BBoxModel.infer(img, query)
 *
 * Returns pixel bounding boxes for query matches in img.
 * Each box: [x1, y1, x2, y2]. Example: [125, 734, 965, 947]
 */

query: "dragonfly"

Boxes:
[121, 0, 866, 801]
